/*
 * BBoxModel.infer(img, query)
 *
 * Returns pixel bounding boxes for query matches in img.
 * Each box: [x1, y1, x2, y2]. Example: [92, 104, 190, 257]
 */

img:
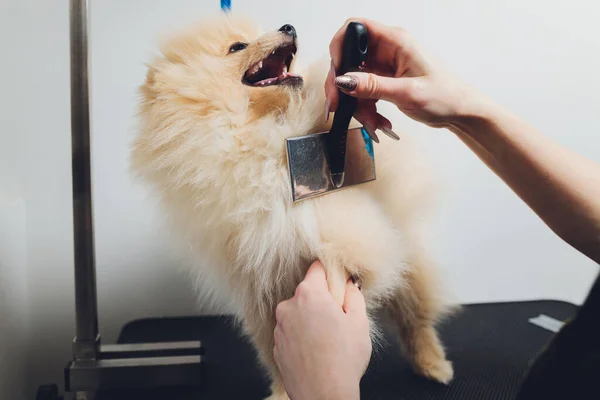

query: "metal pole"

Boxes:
[69, 0, 100, 361]
[64, 3, 202, 396]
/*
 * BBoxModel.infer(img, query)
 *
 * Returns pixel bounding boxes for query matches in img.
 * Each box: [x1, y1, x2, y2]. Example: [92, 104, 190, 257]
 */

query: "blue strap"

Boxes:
[221, 0, 231, 12]
[361, 128, 374, 158]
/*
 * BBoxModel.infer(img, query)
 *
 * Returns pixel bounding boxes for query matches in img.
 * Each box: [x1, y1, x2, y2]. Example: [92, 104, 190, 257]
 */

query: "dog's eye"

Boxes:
[229, 42, 248, 53]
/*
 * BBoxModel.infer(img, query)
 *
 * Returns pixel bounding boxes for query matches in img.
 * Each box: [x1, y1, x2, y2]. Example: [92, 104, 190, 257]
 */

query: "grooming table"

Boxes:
[92, 300, 576, 400]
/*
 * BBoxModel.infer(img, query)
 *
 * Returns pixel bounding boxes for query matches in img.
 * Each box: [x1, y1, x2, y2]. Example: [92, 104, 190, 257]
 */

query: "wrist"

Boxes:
[309, 375, 360, 400]
[324, 381, 360, 400]
[444, 86, 499, 138]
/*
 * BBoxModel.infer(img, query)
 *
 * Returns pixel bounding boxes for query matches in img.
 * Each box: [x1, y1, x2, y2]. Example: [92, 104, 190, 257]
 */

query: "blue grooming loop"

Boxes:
[361, 128, 374, 158]
[221, 0, 231, 12]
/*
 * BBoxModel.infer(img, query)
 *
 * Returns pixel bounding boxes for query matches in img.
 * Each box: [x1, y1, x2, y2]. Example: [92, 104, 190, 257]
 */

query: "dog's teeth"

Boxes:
[272, 50, 276, 55]
[283, 66, 288, 74]
[249, 61, 262, 75]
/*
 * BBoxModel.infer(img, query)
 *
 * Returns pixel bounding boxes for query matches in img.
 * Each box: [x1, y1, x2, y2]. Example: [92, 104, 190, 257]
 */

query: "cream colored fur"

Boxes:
[130, 14, 458, 399]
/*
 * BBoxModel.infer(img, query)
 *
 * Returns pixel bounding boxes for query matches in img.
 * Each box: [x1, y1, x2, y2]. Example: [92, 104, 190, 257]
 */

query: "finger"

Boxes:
[374, 113, 400, 140]
[273, 345, 280, 368]
[327, 82, 395, 130]
[325, 60, 339, 114]
[353, 100, 379, 142]
[274, 323, 283, 345]
[275, 299, 289, 323]
[342, 277, 367, 316]
[302, 260, 328, 288]
[353, 99, 376, 124]
[352, 102, 398, 142]
[335, 72, 423, 112]
[353, 100, 387, 127]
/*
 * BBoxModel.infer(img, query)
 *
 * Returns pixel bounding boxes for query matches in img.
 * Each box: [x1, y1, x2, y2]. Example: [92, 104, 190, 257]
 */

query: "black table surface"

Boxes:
[96, 300, 577, 400]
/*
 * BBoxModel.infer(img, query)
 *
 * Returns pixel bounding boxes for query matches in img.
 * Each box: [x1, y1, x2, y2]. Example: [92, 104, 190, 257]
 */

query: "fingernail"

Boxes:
[324, 99, 330, 122]
[363, 124, 379, 143]
[329, 58, 336, 76]
[378, 126, 400, 141]
[351, 276, 362, 290]
[334, 75, 358, 92]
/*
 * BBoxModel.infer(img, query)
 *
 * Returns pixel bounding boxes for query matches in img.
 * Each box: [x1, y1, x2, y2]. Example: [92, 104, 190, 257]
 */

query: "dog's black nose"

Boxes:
[279, 24, 296, 38]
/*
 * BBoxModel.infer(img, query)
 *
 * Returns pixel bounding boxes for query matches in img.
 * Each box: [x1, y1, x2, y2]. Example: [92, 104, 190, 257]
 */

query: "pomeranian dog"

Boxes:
[131, 14, 457, 399]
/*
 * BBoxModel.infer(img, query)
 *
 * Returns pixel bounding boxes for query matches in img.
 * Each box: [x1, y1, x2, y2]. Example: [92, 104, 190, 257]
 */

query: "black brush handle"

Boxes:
[325, 21, 368, 187]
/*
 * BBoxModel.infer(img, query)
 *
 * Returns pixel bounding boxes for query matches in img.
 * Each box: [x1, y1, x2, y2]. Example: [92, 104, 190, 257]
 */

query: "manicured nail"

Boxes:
[379, 126, 400, 141]
[363, 124, 379, 143]
[334, 75, 358, 91]
[324, 99, 330, 122]
[351, 275, 362, 290]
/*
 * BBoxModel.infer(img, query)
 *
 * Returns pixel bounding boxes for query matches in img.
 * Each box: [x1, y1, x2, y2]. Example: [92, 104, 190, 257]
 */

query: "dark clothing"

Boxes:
[515, 272, 600, 400]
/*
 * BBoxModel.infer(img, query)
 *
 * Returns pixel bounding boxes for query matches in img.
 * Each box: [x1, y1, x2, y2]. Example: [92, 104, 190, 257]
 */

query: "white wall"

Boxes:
[1, 2, 74, 397]
[1, 0, 599, 397]
[1, 1, 30, 398]
[0, 200, 28, 400]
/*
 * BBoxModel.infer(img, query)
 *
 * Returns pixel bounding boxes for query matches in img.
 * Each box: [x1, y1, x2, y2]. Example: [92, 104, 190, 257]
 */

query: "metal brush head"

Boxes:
[285, 127, 376, 202]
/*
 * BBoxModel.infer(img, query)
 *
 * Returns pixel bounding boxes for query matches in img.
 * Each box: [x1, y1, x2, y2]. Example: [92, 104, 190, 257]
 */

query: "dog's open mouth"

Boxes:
[243, 43, 302, 87]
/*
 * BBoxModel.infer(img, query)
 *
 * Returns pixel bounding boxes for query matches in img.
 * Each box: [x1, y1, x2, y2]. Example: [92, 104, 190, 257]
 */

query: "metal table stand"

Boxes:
[62, 1, 203, 399]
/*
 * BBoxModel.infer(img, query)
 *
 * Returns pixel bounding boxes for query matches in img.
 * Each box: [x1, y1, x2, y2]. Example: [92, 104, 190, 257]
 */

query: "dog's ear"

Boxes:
[144, 64, 156, 87]
[140, 64, 158, 101]
[145, 65, 156, 86]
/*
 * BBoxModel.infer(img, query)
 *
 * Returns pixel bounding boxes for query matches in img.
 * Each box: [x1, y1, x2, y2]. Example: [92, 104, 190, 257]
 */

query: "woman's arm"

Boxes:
[449, 97, 600, 264]
[327, 18, 600, 264]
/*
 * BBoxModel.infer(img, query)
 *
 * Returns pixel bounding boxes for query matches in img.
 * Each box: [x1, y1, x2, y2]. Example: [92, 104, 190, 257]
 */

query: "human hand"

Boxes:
[325, 18, 479, 136]
[274, 261, 372, 400]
